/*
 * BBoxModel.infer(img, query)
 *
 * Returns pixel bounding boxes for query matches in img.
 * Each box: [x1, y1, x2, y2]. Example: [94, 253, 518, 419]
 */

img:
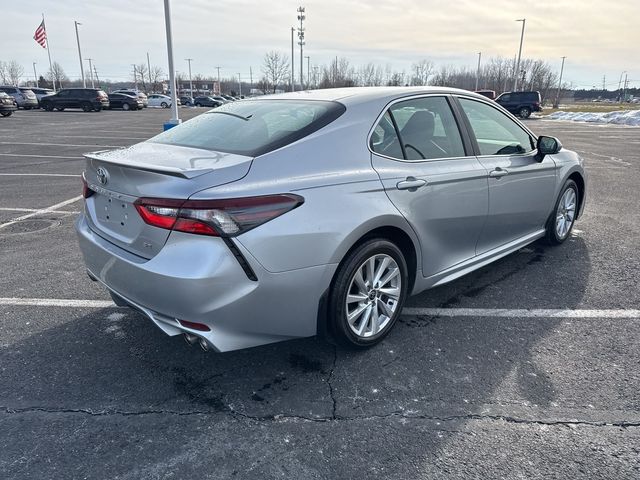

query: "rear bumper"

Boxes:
[75, 213, 336, 352]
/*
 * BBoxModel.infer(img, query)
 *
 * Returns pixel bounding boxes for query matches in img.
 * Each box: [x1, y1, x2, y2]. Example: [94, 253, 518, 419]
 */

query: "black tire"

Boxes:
[545, 179, 579, 245]
[94, 106, 102, 112]
[43, 103, 54, 112]
[82, 103, 92, 112]
[122, 102, 130, 111]
[161, 102, 168, 108]
[519, 107, 532, 119]
[195, 102, 202, 107]
[0, 111, 12, 117]
[329, 238, 409, 348]
[56, 107, 65, 111]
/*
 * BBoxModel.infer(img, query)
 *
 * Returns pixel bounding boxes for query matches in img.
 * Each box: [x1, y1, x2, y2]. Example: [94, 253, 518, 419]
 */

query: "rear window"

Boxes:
[150, 99, 346, 157]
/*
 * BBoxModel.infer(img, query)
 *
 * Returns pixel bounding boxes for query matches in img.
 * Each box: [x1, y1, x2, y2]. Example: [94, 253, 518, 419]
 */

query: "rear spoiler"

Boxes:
[84, 150, 214, 179]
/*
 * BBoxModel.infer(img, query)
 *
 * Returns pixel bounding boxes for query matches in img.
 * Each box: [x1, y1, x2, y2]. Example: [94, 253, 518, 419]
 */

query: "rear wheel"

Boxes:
[0, 111, 12, 117]
[56, 107, 65, 111]
[82, 103, 92, 112]
[161, 102, 168, 108]
[195, 102, 202, 107]
[24, 106, 32, 110]
[329, 239, 408, 348]
[545, 179, 578, 245]
[519, 107, 532, 118]
[43, 103, 54, 112]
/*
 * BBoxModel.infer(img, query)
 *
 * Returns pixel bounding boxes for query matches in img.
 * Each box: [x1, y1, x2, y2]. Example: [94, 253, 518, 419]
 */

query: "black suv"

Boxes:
[495, 91, 541, 118]
[40, 88, 110, 112]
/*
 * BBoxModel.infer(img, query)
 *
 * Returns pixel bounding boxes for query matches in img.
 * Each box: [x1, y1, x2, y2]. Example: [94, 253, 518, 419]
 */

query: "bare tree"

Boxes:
[135, 63, 148, 92]
[261, 51, 290, 93]
[3, 60, 25, 85]
[387, 70, 406, 86]
[149, 66, 165, 92]
[410, 59, 434, 86]
[319, 57, 356, 88]
[358, 62, 384, 86]
[48, 62, 69, 88]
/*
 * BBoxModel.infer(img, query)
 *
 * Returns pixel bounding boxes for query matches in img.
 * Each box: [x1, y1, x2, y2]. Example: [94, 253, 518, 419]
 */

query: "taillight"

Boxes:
[81, 175, 94, 198]
[134, 194, 304, 237]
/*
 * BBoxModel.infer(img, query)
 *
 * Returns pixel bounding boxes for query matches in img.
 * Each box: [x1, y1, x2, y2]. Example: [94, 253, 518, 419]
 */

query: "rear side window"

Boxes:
[458, 98, 534, 156]
[150, 100, 346, 157]
[372, 96, 466, 161]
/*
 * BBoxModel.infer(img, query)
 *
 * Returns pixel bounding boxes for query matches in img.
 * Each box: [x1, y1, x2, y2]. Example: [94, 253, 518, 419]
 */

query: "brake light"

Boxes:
[81, 176, 94, 198]
[134, 194, 304, 237]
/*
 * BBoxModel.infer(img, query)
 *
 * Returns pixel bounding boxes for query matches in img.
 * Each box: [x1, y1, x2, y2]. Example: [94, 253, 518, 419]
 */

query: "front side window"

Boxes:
[458, 98, 534, 156]
[151, 99, 345, 157]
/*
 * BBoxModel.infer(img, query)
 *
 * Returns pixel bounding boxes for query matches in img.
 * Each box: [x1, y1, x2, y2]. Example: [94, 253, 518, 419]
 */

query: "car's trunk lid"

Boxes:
[83, 142, 252, 259]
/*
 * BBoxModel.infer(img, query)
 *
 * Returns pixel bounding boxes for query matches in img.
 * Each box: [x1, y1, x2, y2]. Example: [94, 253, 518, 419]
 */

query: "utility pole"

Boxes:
[475, 52, 482, 91]
[297, 6, 305, 88]
[163, 0, 180, 127]
[74, 21, 86, 87]
[513, 18, 526, 91]
[237, 73, 242, 96]
[33, 62, 38, 87]
[215, 66, 221, 94]
[554, 56, 566, 108]
[622, 73, 628, 102]
[305, 55, 310, 89]
[290, 27, 295, 91]
[185, 58, 193, 97]
[131, 64, 138, 89]
[86, 58, 94, 88]
[249, 66, 253, 91]
[146, 52, 152, 91]
[93, 65, 100, 88]
[602, 75, 606, 91]
[617, 71, 626, 102]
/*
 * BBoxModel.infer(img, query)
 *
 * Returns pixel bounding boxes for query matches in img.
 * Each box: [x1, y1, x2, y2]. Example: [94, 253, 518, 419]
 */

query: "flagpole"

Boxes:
[42, 13, 56, 91]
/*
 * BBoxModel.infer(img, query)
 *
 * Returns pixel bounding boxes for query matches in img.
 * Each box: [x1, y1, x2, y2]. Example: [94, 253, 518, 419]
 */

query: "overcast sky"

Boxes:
[4, 0, 638, 89]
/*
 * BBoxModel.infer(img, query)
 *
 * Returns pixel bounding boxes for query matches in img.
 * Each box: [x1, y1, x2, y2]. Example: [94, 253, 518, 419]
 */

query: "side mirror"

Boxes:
[536, 135, 562, 161]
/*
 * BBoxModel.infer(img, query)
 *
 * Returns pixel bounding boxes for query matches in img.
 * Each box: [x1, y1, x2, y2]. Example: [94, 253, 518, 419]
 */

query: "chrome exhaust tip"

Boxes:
[183, 333, 198, 347]
[199, 337, 210, 352]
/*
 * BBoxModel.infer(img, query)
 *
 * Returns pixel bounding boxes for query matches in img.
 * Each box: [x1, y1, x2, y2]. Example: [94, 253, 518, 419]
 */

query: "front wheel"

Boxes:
[161, 102, 168, 108]
[122, 103, 130, 111]
[519, 107, 532, 118]
[329, 239, 408, 348]
[0, 111, 12, 117]
[82, 103, 92, 112]
[545, 179, 578, 245]
[43, 103, 54, 112]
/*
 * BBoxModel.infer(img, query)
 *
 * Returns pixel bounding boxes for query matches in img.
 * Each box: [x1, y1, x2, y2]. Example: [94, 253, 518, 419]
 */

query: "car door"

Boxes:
[55, 89, 70, 108]
[455, 96, 557, 254]
[370, 95, 489, 277]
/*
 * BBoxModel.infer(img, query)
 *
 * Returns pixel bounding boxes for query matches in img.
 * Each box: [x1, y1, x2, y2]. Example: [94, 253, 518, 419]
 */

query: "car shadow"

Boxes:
[0, 236, 590, 477]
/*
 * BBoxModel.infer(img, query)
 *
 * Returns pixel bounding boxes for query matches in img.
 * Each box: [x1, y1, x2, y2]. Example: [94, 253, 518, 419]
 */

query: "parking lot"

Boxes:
[1, 107, 639, 479]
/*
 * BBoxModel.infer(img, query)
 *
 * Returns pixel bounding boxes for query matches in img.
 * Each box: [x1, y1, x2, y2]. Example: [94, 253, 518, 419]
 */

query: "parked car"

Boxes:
[495, 91, 542, 118]
[40, 88, 109, 112]
[77, 87, 586, 353]
[0, 92, 17, 117]
[108, 93, 143, 110]
[220, 94, 236, 102]
[148, 94, 180, 108]
[0, 86, 38, 109]
[179, 96, 194, 106]
[193, 96, 223, 108]
[209, 95, 229, 104]
[475, 89, 496, 100]
[30, 87, 55, 107]
[112, 89, 148, 108]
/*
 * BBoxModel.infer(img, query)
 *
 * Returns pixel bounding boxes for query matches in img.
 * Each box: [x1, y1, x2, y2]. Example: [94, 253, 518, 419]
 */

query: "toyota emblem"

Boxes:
[96, 167, 109, 185]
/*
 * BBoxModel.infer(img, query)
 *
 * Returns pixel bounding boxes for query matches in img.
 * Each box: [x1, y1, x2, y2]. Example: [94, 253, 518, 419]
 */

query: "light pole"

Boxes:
[237, 73, 242, 96]
[297, 6, 305, 88]
[215, 66, 221, 94]
[163, 0, 180, 128]
[622, 73, 628, 102]
[185, 58, 193, 97]
[554, 56, 566, 108]
[86, 58, 94, 88]
[146, 52, 152, 91]
[305, 55, 310, 89]
[475, 52, 481, 91]
[291, 27, 295, 91]
[617, 71, 626, 102]
[131, 64, 138, 89]
[74, 21, 86, 87]
[33, 62, 38, 88]
[513, 18, 526, 92]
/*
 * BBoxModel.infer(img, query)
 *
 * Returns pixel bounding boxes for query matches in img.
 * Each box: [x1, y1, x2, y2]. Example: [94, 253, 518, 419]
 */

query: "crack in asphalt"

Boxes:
[3, 405, 639, 429]
[326, 344, 338, 420]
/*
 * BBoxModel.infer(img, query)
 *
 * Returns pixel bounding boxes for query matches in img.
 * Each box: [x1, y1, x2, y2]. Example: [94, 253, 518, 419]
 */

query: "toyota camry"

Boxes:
[76, 87, 586, 352]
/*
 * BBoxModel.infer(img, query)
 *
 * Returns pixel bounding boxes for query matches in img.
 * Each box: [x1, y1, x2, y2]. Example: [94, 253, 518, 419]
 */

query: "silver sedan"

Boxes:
[76, 87, 586, 352]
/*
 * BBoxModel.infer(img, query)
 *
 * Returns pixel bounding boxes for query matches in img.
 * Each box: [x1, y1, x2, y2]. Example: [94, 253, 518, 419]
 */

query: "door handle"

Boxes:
[396, 177, 427, 191]
[489, 167, 509, 178]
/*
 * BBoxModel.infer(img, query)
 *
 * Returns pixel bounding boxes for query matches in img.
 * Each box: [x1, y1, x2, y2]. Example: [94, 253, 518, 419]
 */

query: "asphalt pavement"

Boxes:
[0, 107, 639, 479]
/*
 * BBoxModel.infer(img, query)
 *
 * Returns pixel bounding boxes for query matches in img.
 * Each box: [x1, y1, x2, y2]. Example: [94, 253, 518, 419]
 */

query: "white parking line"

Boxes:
[0, 153, 83, 159]
[0, 298, 638, 319]
[0, 207, 79, 214]
[403, 308, 640, 318]
[0, 142, 124, 148]
[0, 173, 79, 177]
[0, 195, 82, 230]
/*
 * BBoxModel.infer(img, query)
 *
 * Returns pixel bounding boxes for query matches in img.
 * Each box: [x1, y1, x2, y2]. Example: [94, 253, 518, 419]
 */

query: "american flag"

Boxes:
[34, 20, 47, 48]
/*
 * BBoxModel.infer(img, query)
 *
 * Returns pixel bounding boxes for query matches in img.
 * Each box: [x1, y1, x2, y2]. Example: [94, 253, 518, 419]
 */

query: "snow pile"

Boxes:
[546, 110, 640, 126]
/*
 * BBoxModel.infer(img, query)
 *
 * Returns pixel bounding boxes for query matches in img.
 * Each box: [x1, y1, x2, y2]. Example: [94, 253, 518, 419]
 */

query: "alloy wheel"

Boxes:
[345, 254, 402, 338]
[555, 187, 577, 240]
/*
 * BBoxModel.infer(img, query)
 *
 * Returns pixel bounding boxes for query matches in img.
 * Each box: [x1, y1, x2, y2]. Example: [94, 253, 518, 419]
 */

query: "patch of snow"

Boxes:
[546, 109, 640, 126]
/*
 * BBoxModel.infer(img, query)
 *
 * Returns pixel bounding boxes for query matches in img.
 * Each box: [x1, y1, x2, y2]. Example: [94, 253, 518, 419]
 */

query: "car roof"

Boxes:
[250, 86, 490, 106]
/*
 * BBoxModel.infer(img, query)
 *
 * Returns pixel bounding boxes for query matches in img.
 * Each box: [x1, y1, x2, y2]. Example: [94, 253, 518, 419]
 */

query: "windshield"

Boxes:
[149, 99, 345, 157]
